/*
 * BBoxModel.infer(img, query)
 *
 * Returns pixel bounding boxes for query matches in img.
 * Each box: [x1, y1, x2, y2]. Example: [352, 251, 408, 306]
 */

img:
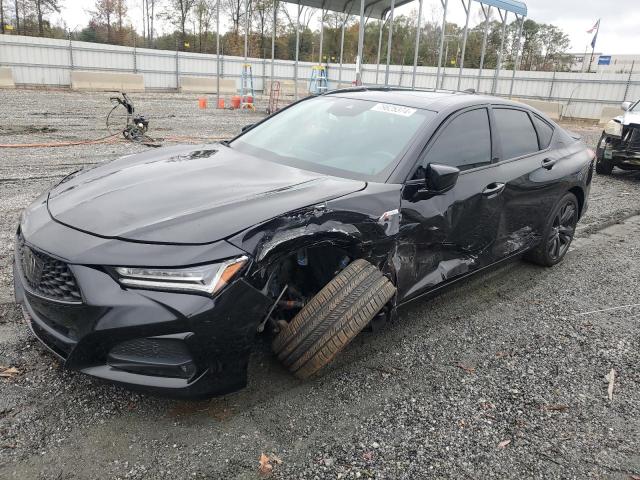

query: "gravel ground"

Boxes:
[1, 90, 639, 479]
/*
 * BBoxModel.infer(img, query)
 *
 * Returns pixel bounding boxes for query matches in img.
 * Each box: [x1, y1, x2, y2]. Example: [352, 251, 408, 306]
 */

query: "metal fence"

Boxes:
[1, 33, 639, 120]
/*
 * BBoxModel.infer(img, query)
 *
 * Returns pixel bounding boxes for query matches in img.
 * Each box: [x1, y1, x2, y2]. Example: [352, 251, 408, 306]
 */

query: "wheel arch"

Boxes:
[568, 186, 585, 219]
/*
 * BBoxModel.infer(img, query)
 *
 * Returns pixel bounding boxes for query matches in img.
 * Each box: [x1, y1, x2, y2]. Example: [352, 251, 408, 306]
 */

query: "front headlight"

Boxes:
[604, 120, 622, 137]
[114, 256, 248, 296]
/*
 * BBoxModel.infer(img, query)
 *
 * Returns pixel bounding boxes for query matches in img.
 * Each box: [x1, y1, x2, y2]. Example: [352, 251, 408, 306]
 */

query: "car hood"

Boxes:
[47, 144, 366, 245]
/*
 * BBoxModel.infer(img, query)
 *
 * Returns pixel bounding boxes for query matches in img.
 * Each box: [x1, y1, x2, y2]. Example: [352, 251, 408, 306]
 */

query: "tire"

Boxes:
[596, 157, 614, 175]
[272, 259, 396, 379]
[595, 133, 614, 175]
[525, 192, 579, 267]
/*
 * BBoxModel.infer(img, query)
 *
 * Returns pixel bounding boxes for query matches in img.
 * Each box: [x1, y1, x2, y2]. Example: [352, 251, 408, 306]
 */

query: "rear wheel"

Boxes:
[272, 259, 396, 379]
[525, 193, 579, 267]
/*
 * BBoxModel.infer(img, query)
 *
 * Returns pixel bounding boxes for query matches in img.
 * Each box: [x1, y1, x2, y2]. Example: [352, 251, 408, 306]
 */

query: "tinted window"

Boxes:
[532, 115, 554, 149]
[418, 108, 491, 173]
[494, 108, 539, 159]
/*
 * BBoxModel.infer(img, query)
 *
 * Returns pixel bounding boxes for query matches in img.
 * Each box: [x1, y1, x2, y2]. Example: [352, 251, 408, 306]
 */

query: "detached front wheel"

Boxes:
[272, 259, 396, 379]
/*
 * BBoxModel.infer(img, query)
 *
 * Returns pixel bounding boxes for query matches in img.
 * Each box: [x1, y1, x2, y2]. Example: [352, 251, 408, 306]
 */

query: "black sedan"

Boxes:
[14, 88, 595, 398]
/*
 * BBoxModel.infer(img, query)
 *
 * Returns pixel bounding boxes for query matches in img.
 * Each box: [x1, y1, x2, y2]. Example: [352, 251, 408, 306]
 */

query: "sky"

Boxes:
[50, 0, 640, 55]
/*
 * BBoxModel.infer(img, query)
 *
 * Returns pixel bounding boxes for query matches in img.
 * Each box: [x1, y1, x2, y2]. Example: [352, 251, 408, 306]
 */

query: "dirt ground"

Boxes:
[0, 90, 639, 480]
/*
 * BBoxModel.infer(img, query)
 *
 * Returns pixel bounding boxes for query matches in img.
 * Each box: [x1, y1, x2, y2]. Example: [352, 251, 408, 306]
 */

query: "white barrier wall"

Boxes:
[1, 33, 638, 120]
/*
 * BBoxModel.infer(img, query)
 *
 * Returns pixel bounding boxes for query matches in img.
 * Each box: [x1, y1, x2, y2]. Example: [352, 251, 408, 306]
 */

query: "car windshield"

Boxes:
[231, 95, 435, 181]
[631, 101, 640, 112]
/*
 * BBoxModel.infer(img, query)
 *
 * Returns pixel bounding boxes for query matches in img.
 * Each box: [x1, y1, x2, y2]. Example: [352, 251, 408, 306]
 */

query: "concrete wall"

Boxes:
[513, 98, 563, 120]
[599, 105, 624, 124]
[71, 71, 144, 92]
[0, 67, 15, 88]
[179, 76, 237, 94]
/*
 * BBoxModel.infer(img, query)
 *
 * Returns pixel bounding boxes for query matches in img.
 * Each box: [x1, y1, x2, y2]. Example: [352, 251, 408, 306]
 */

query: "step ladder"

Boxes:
[240, 63, 255, 111]
[309, 65, 328, 95]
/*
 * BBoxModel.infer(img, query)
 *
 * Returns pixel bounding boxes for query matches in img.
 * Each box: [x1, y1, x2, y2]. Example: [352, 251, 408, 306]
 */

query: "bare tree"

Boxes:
[0, 0, 5, 34]
[143, 0, 156, 46]
[252, 0, 271, 58]
[164, 0, 197, 48]
[33, 0, 61, 36]
[92, 0, 115, 42]
[222, 0, 242, 35]
[14, 0, 20, 34]
[114, 0, 126, 33]
[194, 0, 215, 52]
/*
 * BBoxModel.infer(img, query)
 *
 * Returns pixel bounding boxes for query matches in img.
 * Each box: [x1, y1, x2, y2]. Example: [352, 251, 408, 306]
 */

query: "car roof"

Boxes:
[326, 87, 531, 113]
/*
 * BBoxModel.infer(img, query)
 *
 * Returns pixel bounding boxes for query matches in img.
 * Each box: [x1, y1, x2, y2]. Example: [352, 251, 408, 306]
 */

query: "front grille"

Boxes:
[17, 234, 82, 303]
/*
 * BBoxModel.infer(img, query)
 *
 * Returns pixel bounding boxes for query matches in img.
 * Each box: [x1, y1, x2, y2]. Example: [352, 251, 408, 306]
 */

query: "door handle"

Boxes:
[542, 157, 557, 170]
[482, 182, 505, 196]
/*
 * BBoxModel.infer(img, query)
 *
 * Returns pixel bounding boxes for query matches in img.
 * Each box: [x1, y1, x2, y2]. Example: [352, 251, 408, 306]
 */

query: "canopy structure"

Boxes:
[288, 0, 416, 19]
[223, 0, 528, 105]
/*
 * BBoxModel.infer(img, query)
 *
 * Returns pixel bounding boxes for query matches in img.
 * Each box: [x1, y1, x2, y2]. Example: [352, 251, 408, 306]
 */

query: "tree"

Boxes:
[92, 0, 115, 42]
[194, 0, 215, 52]
[14, 0, 20, 34]
[142, 0, 157, 47]
[222, 0, 242, 35]
[33, 0, 60, 36]
[114, 0, 125, 33]
[163, 0, 197, 49]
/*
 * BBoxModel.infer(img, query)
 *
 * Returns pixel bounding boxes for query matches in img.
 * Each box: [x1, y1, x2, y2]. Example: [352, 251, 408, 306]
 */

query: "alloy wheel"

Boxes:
[547, 201, 576, 261]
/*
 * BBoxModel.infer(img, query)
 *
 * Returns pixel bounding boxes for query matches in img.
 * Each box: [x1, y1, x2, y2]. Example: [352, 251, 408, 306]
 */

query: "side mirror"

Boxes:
[241, 124, 254, 132]
[425, 164, 460, 194]
[621, 101, 632, 112]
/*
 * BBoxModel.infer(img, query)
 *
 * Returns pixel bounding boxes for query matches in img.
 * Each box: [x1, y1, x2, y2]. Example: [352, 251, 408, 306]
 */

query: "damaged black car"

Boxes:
[14, 88, 595, 398]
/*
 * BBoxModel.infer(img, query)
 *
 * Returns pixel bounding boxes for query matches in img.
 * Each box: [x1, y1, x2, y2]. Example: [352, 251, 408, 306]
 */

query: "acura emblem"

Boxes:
[22, 247, 43, 285]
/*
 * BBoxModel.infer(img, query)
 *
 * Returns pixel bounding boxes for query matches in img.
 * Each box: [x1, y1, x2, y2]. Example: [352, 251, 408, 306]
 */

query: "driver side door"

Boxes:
[396, 106, 505, 302]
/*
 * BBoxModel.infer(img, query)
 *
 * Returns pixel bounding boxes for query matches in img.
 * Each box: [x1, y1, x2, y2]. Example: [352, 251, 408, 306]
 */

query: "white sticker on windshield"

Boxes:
[371, 103, 417, 117]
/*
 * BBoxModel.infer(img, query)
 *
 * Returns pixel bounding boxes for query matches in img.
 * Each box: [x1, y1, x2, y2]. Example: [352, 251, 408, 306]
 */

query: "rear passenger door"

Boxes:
[490, 107, 566, 257]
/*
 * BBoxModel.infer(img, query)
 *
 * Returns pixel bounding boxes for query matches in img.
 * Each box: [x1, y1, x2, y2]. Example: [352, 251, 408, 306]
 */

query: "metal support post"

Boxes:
[355, 0, 365, 85]
[244, 0, 250, 61]
[271, 0, 276, 90]
[295, 2, 301, 98]
[508, 14, 524, 98]
[375, 18, 384, 84]
[411, 0, 424, 89]
[436, 0, 448, 90]
[457, 0, 470, 91]
[477, 3, 491, 92]
[318, 8, 325, 64]
[491, 9, 507, 95]
[216, 0, 220, 105]
[623, 60, 635, 101]
[384, 0, 396, 86]
[338, 15, 347, 86]
[548, 69, 556, 100]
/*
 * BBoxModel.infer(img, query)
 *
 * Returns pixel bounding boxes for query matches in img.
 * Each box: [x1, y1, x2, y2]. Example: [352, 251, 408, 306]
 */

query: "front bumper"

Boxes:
[13, 240, 272, 399]
[602, 128, 640, 169]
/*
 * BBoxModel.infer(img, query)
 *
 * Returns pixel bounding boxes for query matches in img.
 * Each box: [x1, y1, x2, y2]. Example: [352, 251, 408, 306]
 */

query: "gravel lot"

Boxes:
[1, 90, 639, 479]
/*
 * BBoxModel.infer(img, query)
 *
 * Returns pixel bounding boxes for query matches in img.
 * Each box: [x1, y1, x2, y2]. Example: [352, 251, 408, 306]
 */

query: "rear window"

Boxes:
[493, 108, 539, 159]
[532, 115, 554, 149]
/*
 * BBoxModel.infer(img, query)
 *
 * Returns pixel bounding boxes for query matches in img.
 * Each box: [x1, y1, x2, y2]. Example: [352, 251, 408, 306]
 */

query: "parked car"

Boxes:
[596, 100, 640, 174]
[14, 88, 595, 398]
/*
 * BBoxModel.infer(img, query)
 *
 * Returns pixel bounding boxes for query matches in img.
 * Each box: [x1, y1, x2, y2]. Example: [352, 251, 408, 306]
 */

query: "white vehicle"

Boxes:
[596, 100, 640, 174]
